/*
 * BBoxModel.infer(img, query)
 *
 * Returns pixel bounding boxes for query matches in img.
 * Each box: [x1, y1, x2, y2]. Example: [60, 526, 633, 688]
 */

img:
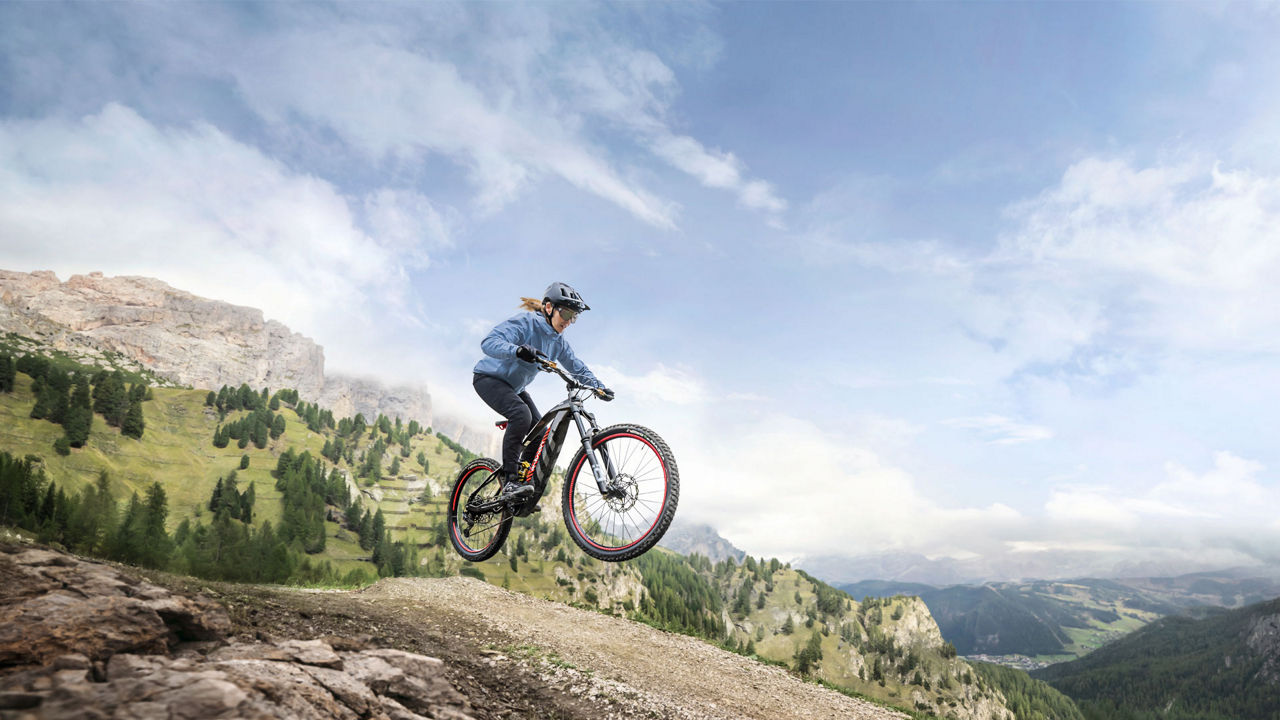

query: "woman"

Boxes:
[473, 281, 612, 501]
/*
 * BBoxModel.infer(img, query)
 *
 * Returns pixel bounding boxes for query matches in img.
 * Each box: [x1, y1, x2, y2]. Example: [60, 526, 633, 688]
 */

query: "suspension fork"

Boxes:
[571, 405, 616, 493]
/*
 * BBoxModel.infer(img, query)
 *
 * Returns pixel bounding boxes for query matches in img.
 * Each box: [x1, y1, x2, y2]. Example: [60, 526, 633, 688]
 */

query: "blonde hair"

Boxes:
[519, 297, 544, 312]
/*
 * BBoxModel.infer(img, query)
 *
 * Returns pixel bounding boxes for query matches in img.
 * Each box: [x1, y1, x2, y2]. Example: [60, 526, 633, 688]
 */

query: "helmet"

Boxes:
[543, 281, 590, 312]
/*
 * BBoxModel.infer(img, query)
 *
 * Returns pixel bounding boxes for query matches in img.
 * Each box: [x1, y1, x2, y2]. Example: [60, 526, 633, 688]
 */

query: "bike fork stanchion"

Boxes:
[573, 408, 613, 493]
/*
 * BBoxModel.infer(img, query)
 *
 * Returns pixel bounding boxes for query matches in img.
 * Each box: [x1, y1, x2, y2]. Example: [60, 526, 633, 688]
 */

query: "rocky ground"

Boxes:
[0, 541, 906, 719]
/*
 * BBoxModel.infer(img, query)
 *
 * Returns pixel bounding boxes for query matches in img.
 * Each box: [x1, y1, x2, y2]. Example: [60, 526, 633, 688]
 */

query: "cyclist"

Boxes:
[473, 281, 613, 502]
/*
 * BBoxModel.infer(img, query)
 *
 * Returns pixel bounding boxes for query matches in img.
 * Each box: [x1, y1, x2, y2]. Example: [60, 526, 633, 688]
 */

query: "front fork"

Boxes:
[572, 408, 617, 494]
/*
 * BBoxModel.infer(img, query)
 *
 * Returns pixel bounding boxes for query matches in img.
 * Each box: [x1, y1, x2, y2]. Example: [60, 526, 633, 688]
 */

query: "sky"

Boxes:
[3, 1, 1280, 580]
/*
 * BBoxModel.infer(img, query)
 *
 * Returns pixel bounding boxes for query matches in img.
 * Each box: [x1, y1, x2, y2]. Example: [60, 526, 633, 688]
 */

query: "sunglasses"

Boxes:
[556, 306, 580, 324]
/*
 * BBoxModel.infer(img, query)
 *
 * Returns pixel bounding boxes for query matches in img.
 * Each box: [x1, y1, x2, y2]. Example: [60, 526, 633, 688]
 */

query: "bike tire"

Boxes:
[562, 423, 679, 562]
[448, 458, 512, 562]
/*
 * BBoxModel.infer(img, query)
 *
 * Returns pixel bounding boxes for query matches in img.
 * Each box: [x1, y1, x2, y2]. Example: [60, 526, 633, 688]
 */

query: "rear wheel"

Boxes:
[448, 458, 512, 562]
[562, 424, 678, 562]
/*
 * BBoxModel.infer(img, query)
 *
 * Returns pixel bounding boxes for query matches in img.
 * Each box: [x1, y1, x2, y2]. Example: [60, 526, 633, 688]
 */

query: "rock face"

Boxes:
[0, 269, 500, 454]
[658, 519, 746, 563]
[0, 270, 325, 399]
[0, 543, 476, 719]
[320, 373, 432, 429]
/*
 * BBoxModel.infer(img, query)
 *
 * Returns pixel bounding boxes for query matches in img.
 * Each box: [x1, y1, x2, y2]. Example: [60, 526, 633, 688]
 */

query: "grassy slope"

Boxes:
[1, 373, 1016, 718]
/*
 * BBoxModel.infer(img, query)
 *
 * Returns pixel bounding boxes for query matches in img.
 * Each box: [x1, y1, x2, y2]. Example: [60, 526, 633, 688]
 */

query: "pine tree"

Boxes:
[29, 380, 53, 420]
[122, 398, 145, 438]
[209, 477, 225, 513]
[358, 509, 374, 550]
[140, 482, 171, 569]
[205, 391, 216, 406]
[271, 414, 286, 439]
[252, 418, 268, 448]
[95, 371, 130, 427]
[65, 376, 93, 447]
[240, 482, 255, 523]
[0, 354, 14, 393]
[372, 508, 386, 545]
[240, 454, 250, 470]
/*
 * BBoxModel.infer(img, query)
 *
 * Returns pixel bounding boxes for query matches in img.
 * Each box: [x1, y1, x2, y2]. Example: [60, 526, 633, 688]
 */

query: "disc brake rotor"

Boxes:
[604, 474, 639, 512]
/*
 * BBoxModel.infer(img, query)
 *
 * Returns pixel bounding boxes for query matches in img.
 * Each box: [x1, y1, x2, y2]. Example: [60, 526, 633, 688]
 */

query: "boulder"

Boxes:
[0, 544, 475, 720]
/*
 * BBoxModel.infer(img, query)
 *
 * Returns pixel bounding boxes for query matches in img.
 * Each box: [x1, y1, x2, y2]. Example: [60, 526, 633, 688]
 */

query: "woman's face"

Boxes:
[545, 302, 573, 333]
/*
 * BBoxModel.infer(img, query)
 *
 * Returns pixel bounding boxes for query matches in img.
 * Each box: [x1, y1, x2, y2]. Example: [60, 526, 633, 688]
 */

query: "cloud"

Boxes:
[649, 133, 787, 220]
[991, 157, 1280, 366]
[227, 25, 678, 229]
[0, 103, 424, 376]
[944, 415, 1054, 445]
[596, 362, 709, 407]
[671, 411, 1026, 562]
[1038, 452, 1280, 560]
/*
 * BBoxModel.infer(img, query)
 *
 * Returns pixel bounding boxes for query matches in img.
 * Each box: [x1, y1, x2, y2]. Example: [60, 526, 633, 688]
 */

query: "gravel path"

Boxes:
[357, 577, 906, 720]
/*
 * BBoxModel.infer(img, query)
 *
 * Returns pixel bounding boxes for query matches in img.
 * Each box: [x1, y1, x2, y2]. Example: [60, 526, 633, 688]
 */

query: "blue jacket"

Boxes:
[473, 312, 602, 394]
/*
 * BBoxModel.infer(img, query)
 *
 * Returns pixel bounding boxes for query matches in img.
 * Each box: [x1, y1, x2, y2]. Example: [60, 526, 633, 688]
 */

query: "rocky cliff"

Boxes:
[0, 269, 493, 453]
[658, 519, 746, 563]
[0, 270, 325, 398]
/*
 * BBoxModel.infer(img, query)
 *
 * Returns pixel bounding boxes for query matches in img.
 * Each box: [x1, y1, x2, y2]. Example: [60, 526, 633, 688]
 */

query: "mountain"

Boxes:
[0, 269, 494, 455]
[802, 549, 1257, 586]
[1, 540, 912, 720]
[0, 338, 1032, 719]
[839, 573, 1280, 664]
[1032, 597, 1280, 720]
[657, 518, 746, 562]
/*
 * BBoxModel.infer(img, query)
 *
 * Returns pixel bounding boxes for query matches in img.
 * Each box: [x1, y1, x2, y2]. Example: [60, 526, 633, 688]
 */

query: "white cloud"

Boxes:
[944, 414, 1054, 445]
[649, 134, 787, 219]
[671, 411, 1026, 562]
[227, 27, 679, 229]
[596, 362, 709, 407]
[1035, 453, 1280, 562]
[0, 104, 423, 377]
[993, 157, 1280, 362]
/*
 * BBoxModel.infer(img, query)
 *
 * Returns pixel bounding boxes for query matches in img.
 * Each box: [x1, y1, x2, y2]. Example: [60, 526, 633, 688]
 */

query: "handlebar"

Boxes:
[535, 356, 612, 400]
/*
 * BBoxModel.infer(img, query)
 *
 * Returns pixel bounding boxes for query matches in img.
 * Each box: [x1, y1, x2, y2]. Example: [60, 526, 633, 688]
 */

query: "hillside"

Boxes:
[840, 574, 1280, 665]
[0, 336, 1079, 719]
[1, 540, 906, 720]
[0, 269, 494, 454]
[1031, 597, 1280, 720]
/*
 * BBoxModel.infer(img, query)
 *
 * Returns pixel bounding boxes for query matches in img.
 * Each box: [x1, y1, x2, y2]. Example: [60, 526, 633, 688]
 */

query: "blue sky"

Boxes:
[3, 2, 1280, 578]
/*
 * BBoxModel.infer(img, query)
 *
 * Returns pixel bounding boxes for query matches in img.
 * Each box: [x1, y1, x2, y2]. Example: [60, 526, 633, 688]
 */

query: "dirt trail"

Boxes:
[349, 576, 906, 720]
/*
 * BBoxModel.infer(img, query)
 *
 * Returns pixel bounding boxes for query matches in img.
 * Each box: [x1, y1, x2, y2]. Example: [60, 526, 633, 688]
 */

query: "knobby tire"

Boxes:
[448, 458, 512, 562]
[562, 424, 679, 562]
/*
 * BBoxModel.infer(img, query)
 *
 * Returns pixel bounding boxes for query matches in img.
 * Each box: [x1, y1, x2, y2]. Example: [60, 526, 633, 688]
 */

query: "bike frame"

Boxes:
[507, 360, 617, 516]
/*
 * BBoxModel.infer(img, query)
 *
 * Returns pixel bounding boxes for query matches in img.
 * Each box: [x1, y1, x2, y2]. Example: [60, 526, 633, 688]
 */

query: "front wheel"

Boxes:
[448, 458, 511, 562]
[562, 424, 679, 562]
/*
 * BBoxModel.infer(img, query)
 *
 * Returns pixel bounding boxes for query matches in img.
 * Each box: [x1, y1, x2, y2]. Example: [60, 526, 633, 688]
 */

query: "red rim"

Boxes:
[451, 465, 498, 554]
[566, 432, 668, 552]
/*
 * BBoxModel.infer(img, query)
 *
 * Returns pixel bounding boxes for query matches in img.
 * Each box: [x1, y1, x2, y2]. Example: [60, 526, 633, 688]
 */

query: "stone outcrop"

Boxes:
[885, 596, 946, 651]
[658, 519, 746, 563]
[320, 373, 432, 429]
[0, 543, 475, 719]
[0, 270, 325, 399]
[0, 269, 499, 454]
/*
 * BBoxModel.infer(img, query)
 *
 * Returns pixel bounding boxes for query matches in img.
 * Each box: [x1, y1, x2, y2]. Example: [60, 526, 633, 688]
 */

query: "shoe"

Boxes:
[498, 477, 534, 502]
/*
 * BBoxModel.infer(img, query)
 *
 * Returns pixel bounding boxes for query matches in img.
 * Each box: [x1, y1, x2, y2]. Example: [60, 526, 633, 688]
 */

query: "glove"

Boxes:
[516, 344, 539, 363]
[597, 387, 615, 402]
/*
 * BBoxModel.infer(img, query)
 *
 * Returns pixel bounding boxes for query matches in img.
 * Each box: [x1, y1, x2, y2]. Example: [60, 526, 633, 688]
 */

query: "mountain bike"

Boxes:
[448, 357, 679, 563]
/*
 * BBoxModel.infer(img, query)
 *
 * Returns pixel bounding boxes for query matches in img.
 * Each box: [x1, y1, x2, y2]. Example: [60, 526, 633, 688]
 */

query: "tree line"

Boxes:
[2, 352, 147, 455]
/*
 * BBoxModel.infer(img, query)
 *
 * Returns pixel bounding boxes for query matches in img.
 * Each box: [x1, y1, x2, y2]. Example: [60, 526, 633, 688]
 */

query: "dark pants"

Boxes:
[473, 373, 541, 476]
